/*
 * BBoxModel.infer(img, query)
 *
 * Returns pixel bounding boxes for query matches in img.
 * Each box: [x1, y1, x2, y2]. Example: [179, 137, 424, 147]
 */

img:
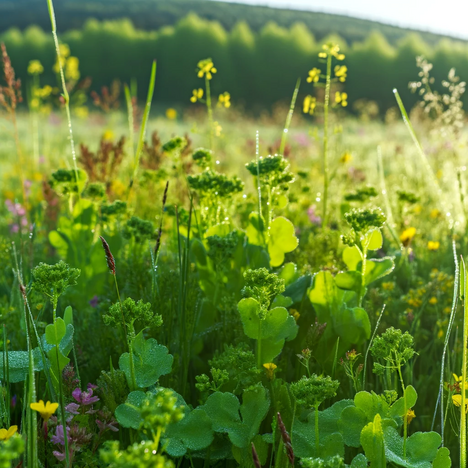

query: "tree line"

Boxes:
[1, 13, 468, 113]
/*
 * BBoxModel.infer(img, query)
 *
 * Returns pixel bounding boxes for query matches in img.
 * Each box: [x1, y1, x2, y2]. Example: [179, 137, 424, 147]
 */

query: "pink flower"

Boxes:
[72, 387, 99, 406]
[65, 403, 80, 415]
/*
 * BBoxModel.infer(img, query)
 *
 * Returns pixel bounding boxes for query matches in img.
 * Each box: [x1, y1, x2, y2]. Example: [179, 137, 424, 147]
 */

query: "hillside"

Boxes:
[0, 0, 464, 46]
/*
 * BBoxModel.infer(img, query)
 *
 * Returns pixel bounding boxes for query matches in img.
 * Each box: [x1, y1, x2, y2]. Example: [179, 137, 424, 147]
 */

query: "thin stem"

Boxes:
[322, 54, 332, 229]
[205, 76, 214, 150]
[279, 78, 300, 156]
[124, 84, 135, 161]
[461, 255, 467, 468]
[363, 304, 386, 390]
[314, 404, 320, 456]
[397, 364, 407, 460]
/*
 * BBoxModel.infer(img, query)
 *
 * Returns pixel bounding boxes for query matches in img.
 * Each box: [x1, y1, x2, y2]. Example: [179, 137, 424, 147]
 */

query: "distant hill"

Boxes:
[0, 0, 465, 46]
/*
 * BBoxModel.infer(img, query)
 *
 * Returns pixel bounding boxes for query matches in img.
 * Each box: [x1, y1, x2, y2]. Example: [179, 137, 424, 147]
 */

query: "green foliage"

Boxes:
[49, 168, 88, 196]
[100, 440, 174, 467]
[123, 216, 155, 242]
[344, 207, 386, 234]
[188, 170, 244, 199]
[192, 147, 212, 168]
[290, 374, 340, 409]
[300, 455, 345, 468]
[0, 435, 25, 468]
[96, 369, 129, 413]
[241, 268, 285, 311]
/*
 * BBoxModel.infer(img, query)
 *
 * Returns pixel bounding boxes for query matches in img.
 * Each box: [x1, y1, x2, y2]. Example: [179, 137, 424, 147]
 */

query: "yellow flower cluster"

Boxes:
[197, 58, 217, 80]
[166, 108, 177, 120]
[334, 65, 347, 82]
[306, 67, 321, 83]
[190, 88, 204, 103]
[218, 92, 231, 108]
[303, 95, 317, 115]
[28, 60, 44, 75]
[427, 241, 440, 251]
[335, 92, 348, 107]
[318, 43, 345, 60]
[400, 227, 416, 246]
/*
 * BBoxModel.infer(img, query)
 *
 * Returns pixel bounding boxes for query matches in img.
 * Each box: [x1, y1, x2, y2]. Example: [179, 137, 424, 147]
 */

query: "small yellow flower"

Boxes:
[334, 65, 347, 82]
[111, 180, 126, 198]
[427, 241, 440, 251]
[303, 95, 316, 115]
[340, 152, 352, 163]
[102, 130, 114, 141]
[0, 425, 18, 441]
[166, 108, 177, 120]
[413, 204, 422, 214]
[65, 56, 80, 81]
[218, 92, 231, 108]
[190, 88, 204, 103]
[382, 282, 395, 291]
[319, 43, 345, 60]
[74, 106, 88, 119]
[30, 400, 59, 422]
[263, 363, 277, 380]
[429, 297, 438, 305]
[28, 60, 44, 75]
[214, 121, 222, 137]
[437, 329, 444, 339]
[452, 394, 468, 412]
[290, 309, 300, 321]
[404, 409, 416, 425]
[306, 68, 321, 83]
[430, 209, 440, 219]
[197, 58, 217, 80]
[400, 227, 416, 246]
[335, 92, 348, 107]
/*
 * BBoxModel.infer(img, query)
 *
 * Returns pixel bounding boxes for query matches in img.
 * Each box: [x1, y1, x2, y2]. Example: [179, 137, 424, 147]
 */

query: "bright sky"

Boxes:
[215, 0, 468, 40]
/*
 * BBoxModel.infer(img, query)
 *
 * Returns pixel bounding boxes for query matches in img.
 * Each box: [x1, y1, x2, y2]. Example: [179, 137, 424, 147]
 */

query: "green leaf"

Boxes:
[364, 258, 395, 285]
[0, 348, 46, 383]
[351, 454, 369, 468]
[165, 408, 214, 456]
[247, 212, 267, 246]
[45, 318, 66, 346]
[433, 447, 452, 468]
[361, 414, 386, 468]
[63, 306, 73, 326]
[279, 262, 299, 285]
[119, 331, 173, 388]
[333, 307, 371, 344]
[268, 217, 298, 267]
[343, 245, 362, 271]
[115, 391, 146, 429]
[365, 229, 383, 251]
[389, 385, 418, 418]
[335, 271, 361, 293]
[205, 222, 232, 238]
[284, 274, 311, 304]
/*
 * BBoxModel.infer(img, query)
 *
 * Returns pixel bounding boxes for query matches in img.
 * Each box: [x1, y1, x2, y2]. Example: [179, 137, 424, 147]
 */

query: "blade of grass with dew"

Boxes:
[363, 304, 386, 390]
[46, 0, 80, 197]
[124, 84, 135, 162]
[27, 345, 38, 468]
[128, 60, 157, 197]
[431, 239, 459, 442]
[461, 254, 467, 468]
[279, 78, 300, 156]
[377, 146, 401, 249]
[2, 325, 10, 427]
[393, 88, 450, 226]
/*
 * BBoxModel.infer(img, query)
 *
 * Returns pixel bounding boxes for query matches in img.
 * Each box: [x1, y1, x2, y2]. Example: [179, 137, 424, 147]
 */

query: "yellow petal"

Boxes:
[0, 428, 7, 440]
[30, 400, 46, 413]
[45, 402, 59, 414]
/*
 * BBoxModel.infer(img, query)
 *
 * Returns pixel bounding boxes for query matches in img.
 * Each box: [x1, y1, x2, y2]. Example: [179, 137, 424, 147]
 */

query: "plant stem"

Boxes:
[461, 255, 467, 468]
[279, 78, 300, 156]
[322, 53, 332, 230]
[205, 76, 214, 150]
[397, 363, 407, 460]
[314, 404, 320, 456]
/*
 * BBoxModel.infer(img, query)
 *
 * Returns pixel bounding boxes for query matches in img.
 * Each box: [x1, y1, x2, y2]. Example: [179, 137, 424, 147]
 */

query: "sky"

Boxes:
[215, 0, 468, 39]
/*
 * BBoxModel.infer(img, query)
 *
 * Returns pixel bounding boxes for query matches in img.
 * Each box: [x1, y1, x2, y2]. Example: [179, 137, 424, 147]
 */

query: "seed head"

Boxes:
[99, 236, 116, 275]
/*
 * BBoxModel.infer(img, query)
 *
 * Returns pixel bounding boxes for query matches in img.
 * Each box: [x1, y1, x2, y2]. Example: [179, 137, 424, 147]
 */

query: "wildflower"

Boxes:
[400, 227, 416, 246]
[382, 282, 395, 291]
[430, 209, 440, 219]
[0, 425, 17, 441]
[74, 106, 88, 119]
[65, 56, 80, 81]
[428, 241, 440, 251]
[28, 60, 44, 75]
[190, 88, 204, 103]
[30, 400, 59, 422]
[102, 129, 114, 141]
[303, 95, 316, 114]
[291, 309, 300, 321]
[72, 387, 99, 406]
[452, 394, 468, 412]
[318, 43, 345, 60]
[214, 121, 223, 136]
[197, 58, 217, 80]
[263, 362, 277, 380]
[218, 92, 231, 108]
[165, 108, 177, 119]
[429, 297, 438, 305]
[334, 65, 347, 82]
[335, 92, 348, 107]
[340, 152, 352, 163]
[306, 67, 321, 83]
[404, 409, 416, 425]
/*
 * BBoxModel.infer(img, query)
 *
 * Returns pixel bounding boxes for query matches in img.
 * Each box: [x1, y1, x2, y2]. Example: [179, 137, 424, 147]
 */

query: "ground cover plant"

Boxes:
[1, 2, 468, 467]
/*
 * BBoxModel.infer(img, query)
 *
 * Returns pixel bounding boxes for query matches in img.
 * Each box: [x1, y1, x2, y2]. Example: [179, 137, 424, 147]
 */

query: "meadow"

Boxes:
[0, 4, 468, 467]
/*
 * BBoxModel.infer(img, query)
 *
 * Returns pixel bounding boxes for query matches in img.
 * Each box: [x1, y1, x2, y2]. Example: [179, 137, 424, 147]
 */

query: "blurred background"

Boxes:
[1, 0, 467, 115]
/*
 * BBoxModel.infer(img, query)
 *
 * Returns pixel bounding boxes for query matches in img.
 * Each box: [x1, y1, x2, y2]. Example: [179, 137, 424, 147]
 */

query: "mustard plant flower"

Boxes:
[263, 363, 277, 380]
[428, 241, 440, 251]
[429, 297, 438, 305]
[0, 425, 18, 441]
[430, 209, 440, 219]
[382, 282, 395, 291]
[166, 108, 177, 120]
[28, 60, 44, 75]
[335, 92, 348, 107]
[319, 43, 345, 60]
[30, 400, 59, 422]
[197, 58, 217, 80]
[340, 151, 352, 163]
[306, 68, 321, 83]
[65, 56, 80, 81]
[218, 92, 231, 108]
[404, 409, 416, 425]
[291, 309, 300, 321]
[334, 65, 347, 82]
[190, 88, 204, 103]
[303, 95, 316, 115]
[452, 394, 468, 412]
[400, 227, 416, 246]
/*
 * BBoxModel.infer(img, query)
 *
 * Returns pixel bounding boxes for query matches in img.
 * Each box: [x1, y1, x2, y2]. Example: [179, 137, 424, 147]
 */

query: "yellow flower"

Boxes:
[452, 394, 468, 412]
[0, 425, 18, 441]
[340, 152, 352, 163]
[290, 309, 300, 321]
[400, 227, 416, 246]
[263, 363, 277, 380]
[166, 108, 177, 120]
[306, 68, 321, 83]
[334, 65, 347, 82]
[218, 92, 231, 108]
[382, 282, 395, 291]
[111, 180, 126, 198]
[65, 56, 80, 81]
[102, 130, 114, 141]
[303, 95, 316, 115]
[197, 58, 217, 80]
[335, 92, 348, 107]
[28, 60, 44, 75]
[429, 297, 438, 305]
[59, 43, 70, 58]
[74, 106, 89, 119]
[319, 43, 345, 60]
[214, 121, 222, 137]
[190, 88, 204, 103]
[430, 209, 440, 219]
[404, 409, 416, 425]
[427, 241, 440, 251]
[30, 400, 58, 422]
